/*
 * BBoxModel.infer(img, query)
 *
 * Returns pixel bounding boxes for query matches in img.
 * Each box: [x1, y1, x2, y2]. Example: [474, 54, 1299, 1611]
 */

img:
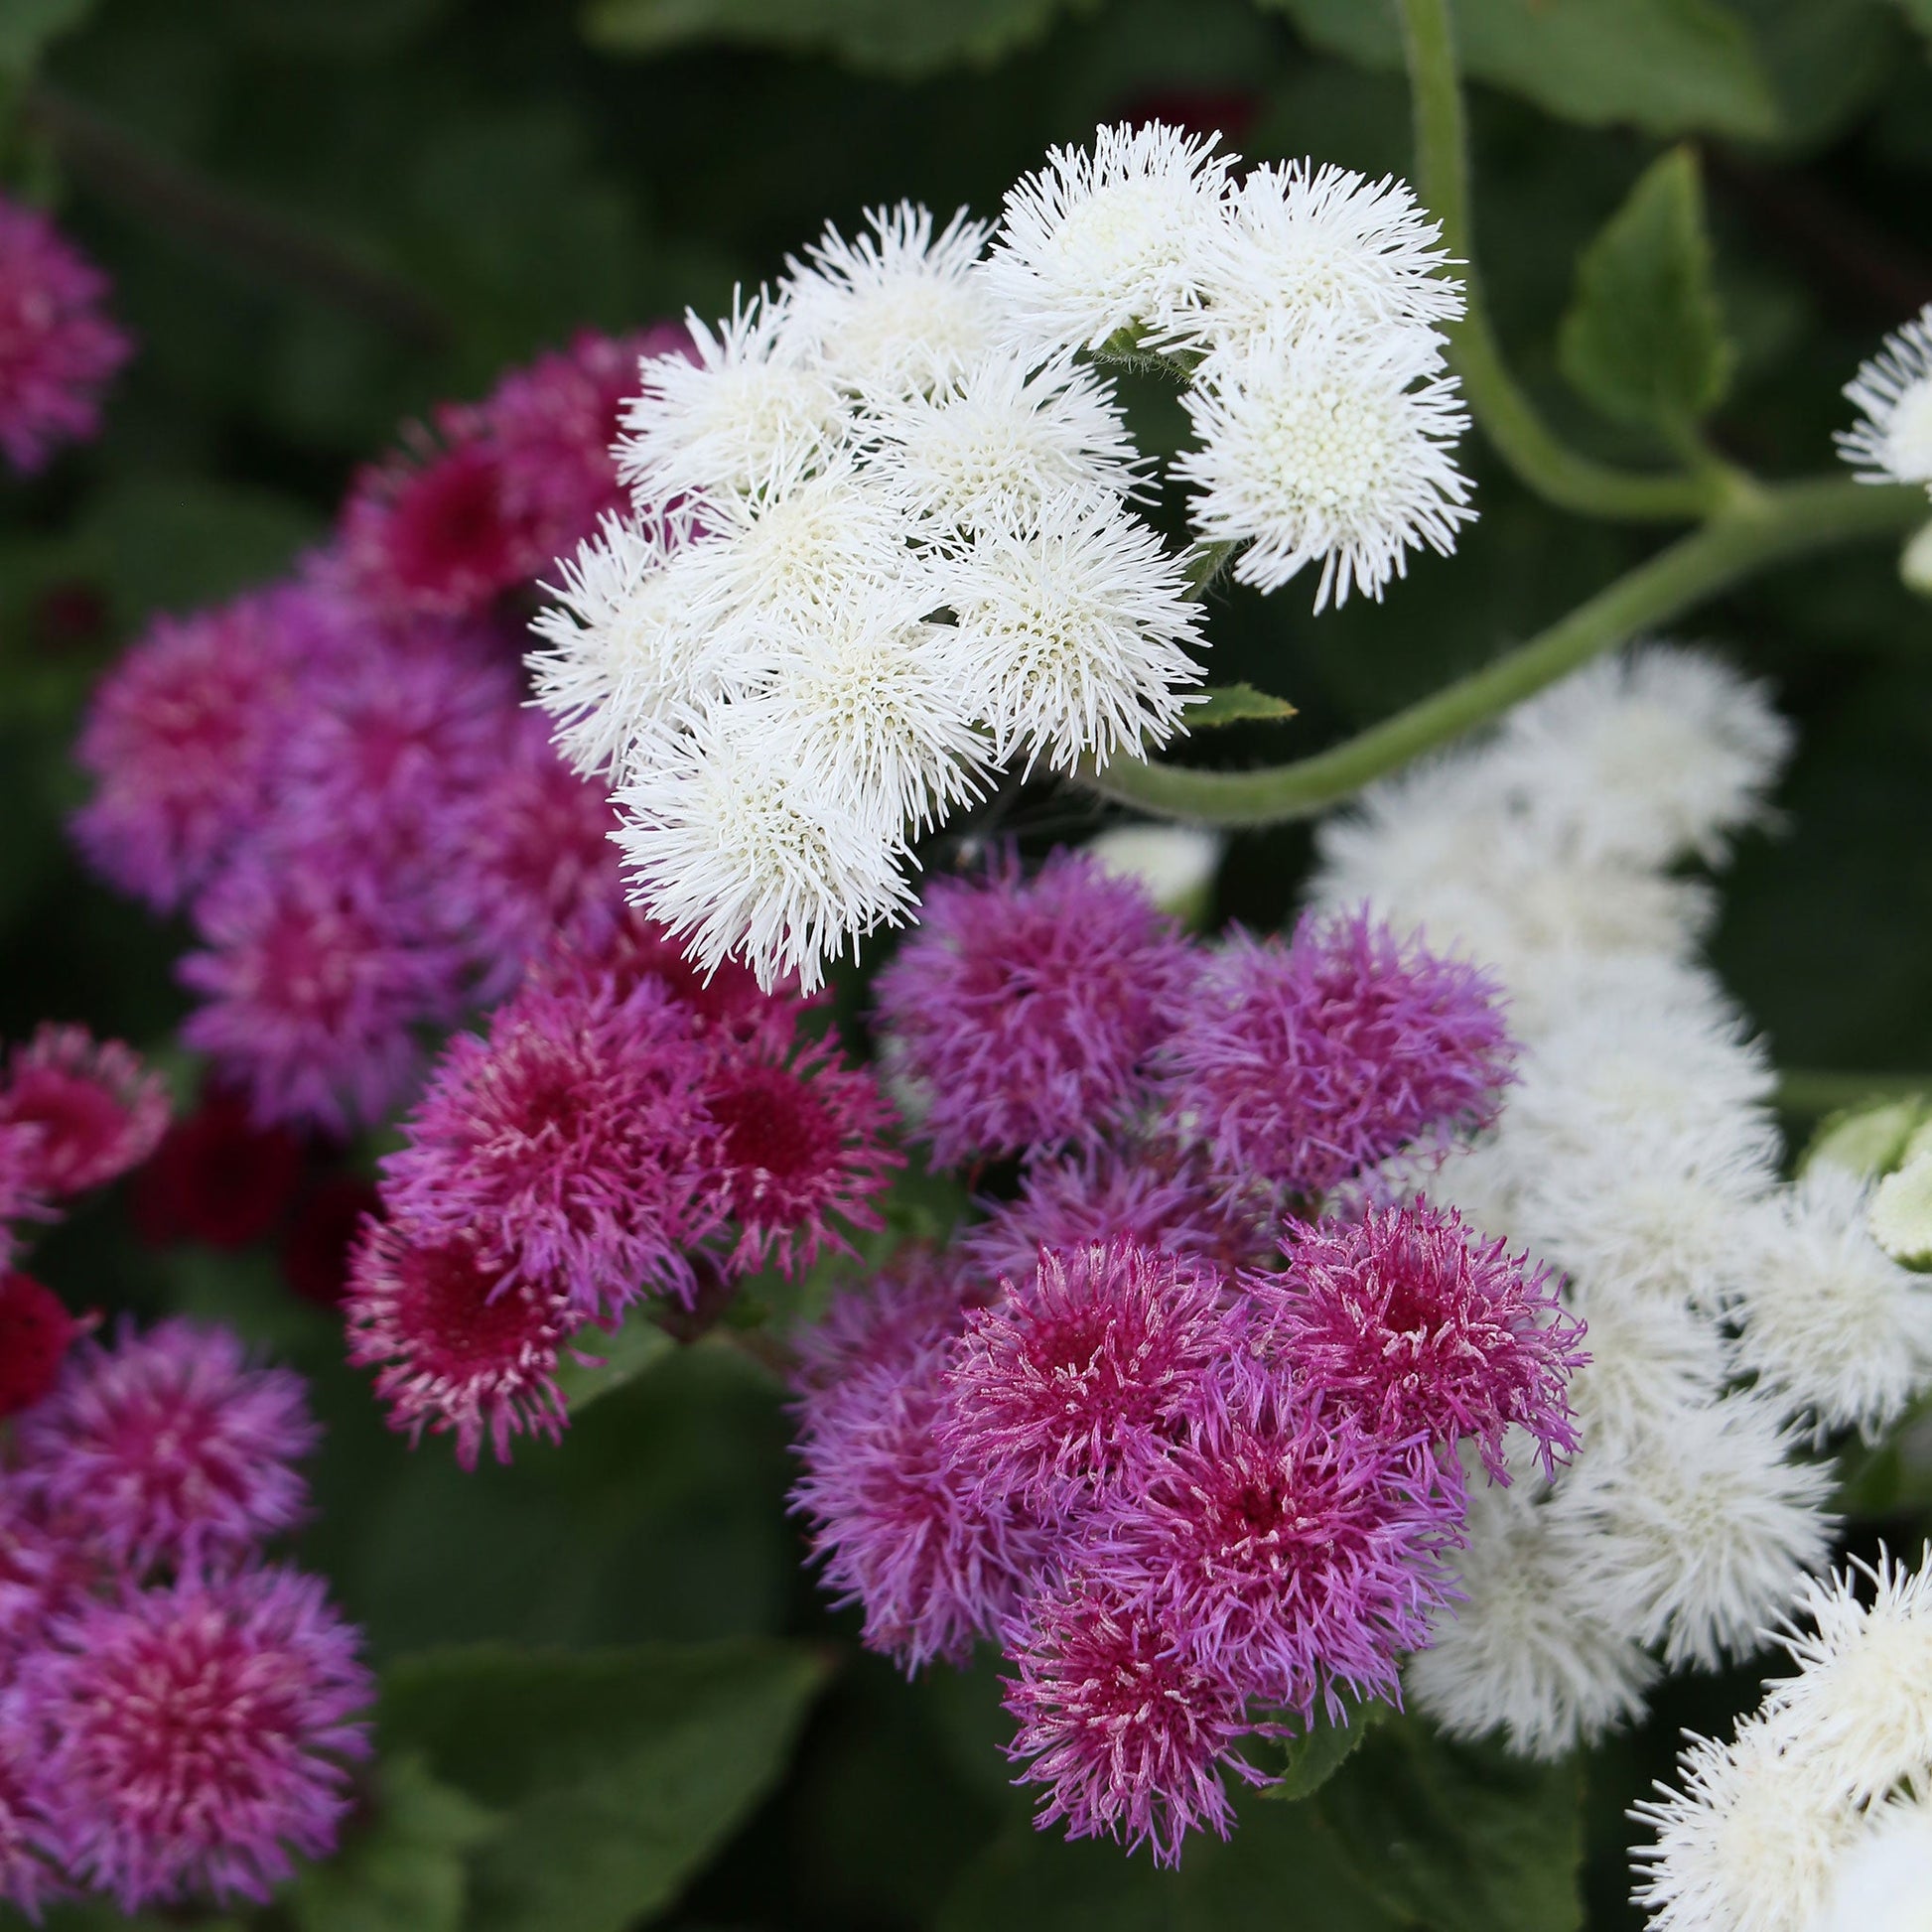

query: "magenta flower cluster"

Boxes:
[72, 327, 692, 1135]
[0, 1320, 371, 1917]
[792, 855, 1578, 1865]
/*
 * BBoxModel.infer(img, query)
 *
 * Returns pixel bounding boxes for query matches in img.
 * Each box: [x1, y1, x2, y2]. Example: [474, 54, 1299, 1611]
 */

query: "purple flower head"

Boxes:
[12, 1565, 372, 1911]
[704, 1023, 902, 1281]
[874, 849, 1198, 1168]
[1004, 1580, 1263, 1868]
[1257, 1203, 1584, 1481]
[794, 1248, 990, 1395]
[180, 835, 467, 1134]
[1087, 1373, 1458, 1718]
[0, 1495, 78, 1671]
[939, 1239, 1240, 1515]
[1158, 908, 1513, 1202]
[0, 1025, 169, 1199]
[0, 194, 131, 475]
[14, 1317, 316, 1576]
[379, 972, 721, 1315]
[535, 905, 786, 1036]
[71, 587, 335, 912]
[0, 1272, 80, 1423]
[791, 1333, 1047, 1674]
[0, 1725, 63, 1922]
[345, 1220, 576, 1468]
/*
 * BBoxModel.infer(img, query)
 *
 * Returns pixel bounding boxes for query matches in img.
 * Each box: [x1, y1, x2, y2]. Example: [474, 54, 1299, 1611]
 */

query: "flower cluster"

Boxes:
[1312, 642, 1932, 1756]
[793, 852, 1576, 1863]
[0, 193, 132, 476]
[1841, 304, 1932, 498]
[72, 331, 678, 1132]
[0, 1319, 371, 1917]
[533, 123, 1470, 992]
[1631, 1545, 1932, 1932]
[345, 911, 899, 1466]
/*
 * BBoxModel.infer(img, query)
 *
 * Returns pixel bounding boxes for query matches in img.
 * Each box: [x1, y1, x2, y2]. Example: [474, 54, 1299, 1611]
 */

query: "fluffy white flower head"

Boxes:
[1809, 1798, 1932, 1932]
[1840, 304, 1932, 491]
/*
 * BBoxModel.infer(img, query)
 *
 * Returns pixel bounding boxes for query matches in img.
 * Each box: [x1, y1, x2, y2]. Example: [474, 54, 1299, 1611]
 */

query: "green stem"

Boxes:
[1396, 0, 1722, 522]
[1775, 1070, 1932, 1118]
[1080, 478, 1926, 827]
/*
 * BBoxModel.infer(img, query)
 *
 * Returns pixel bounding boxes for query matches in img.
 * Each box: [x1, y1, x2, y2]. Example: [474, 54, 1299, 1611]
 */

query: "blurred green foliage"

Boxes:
[6, 0, 1932, 1927]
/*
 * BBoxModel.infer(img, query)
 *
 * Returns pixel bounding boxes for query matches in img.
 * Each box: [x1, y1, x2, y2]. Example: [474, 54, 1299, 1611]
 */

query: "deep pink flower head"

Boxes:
[14, 1317, 316, 1575]
[345, 1220, 575, 1468]
[939, 1239, 1239, 1514]
[1257, 1203, 1583, 1480]
[1005, 1581, 1262, 1867]
[0, 195, 131, 475]
[0, 1025, 168, 1199]
[1157, 909, 1513, 1202]
[180, 837, 466, 1134]
[874, 850, 1197, 1168]
[70, 587, 332, 912]
[1089, 1374, 1456, 1718]
[435, 709, 625, 1000]
[0, 1272, 80, 1421]
[0, 1725, 62, 1922]
[130, 1085, 304, 1250]
[0, 1494, 82, 1669]
[705, 1025, 901, 1280]
[379, 973, 720, 1314]
[281, 1175, 382, 1310]
[791, 1333, 1046, 1673]
[12, 1565, 372, 1911]
[539, 906, 786, 1034]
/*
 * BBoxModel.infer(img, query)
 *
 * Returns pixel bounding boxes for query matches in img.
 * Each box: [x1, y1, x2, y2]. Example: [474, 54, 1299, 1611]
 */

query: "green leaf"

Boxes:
[580, 0, 1084, 77]
[1315, 1721, 1585, 1932]
[1802, 1095, 1932, 1178]
[0, 0, 95, 72]
[1558, 148, 1734, 436]
[1259, 0, 1779, 139]
[552, 1310, 677, 1412]
[1258, 1697, 1390, 1803]
[380, 1639, 831, 1932]
[1185, 683, 1299, 729]
[1891, 0, 1932, 44]
[288, 1754, 499, 1932]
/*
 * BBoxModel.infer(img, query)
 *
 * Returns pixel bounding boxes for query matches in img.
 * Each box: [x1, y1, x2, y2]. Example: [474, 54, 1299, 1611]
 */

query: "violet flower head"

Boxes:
[0, 195, 132, 475]
[12, 1565, 372, 1912]
[1260, 1202, 1585, 1480]
[14, 1317, 316, 1575]
[535, 905, 782, 1035]
[874, 849, 1197, 1168]
[0, 1727, 60, 1923]
[791, 1334, 1046, 1673]
[1005, 1582, 1261, 1868]
[180, 837, 466, 1135]
[1159, 908, 1513, 1201]
[793, 1248, 987, 1394]
[0, 1123, 52, 1272]
[0, 1272, 80, 1423]
[705, 1024, 902, 1281]
[0, 1025, 168, 1199]
[939, 1239, 1239, 1514]
[0, 1491, 77, 1668]
[70, 588, 326, 912]
[345, 1220, 576, 1468]
[378, 973, 721, 1314]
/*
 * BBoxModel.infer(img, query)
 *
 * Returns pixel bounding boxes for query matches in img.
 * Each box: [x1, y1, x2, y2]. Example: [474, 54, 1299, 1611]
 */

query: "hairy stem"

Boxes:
[1078, 478, 1926, 827]
[1395, 0, 1723, 521]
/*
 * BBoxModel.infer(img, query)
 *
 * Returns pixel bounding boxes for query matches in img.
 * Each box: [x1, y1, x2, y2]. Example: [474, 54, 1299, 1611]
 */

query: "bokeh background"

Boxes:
[5, 1, 1932, 1927]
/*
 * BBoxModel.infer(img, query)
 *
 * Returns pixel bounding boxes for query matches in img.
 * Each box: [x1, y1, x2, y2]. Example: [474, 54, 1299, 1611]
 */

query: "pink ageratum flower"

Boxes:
[791, 1332, 1047, 1673]
[379, 973, 721, 1314]
[0, 1025, 168, 1199]
[939, 1239, 1240, 1515]
[180, 837, 467, 1134]
[0, 1493, 78, 1668]
[0, 1726, 61, 1922]
[345, 1219, 576, 1468]
[0, 195, 131, 476]
[12, 1565, 372, 1911]
[70, 587, 334, 912]
[874, 850, 1197, 1168]
[793, 1249, 988, 1394]
[539, 907, 784, 1035]
[14, 1318, 316, 1576]
[1005, 1581, 1262, 1867]
[1257, 1203, 1584, 1480]
[1158, 908, 1513, 1202]
[705, 1024, 901, 1280]
[0, 1123, 52, 1273]
[0, 1272, 81, 1422]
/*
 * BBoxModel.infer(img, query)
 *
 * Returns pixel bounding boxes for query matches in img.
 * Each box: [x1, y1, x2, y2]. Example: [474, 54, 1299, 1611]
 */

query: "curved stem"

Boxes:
[1080, 478, 1926, 827]
[1396, 0, 1723, 522]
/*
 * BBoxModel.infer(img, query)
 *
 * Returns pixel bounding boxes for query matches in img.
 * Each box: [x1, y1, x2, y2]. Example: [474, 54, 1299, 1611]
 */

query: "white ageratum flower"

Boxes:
[1561, 1289, 1732, 1465]
[616, 294, 849, 506]
[1839, 303, 1932, 492]
[1176, 323, 1473, 610]
[944, 487, 1204, 774]
[984, 120, 1236, 360]
[613, 705, 917, 994]
[868, 354, 1145, 543]
[781, 202, 995, 396]
[1809, 1797, 1932, 1932]
[1173, 160, 1463, 345]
